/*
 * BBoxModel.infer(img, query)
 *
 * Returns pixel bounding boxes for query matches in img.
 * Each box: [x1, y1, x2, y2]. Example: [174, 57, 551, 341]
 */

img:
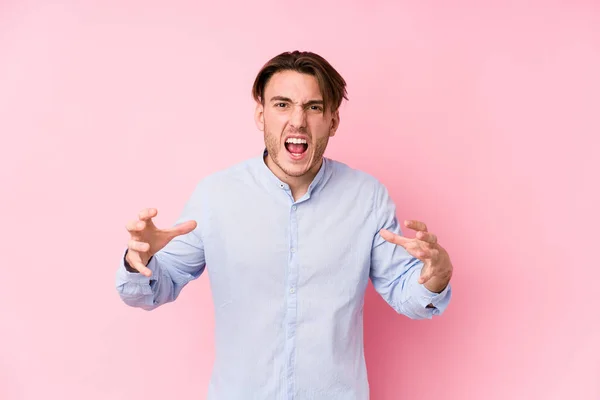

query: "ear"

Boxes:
[329, 110, 340, 137]
[254, 101, 265, 132]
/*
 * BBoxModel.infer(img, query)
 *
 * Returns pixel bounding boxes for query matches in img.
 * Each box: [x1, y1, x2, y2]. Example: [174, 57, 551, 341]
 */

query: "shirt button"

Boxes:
[292, 206, 297, 211]
[290, 248, 296, 253]
[290, 288, 296, 294]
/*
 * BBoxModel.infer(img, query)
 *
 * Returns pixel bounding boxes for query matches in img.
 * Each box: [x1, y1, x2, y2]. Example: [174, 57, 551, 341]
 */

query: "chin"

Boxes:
[279, 160, 311, 177]
[273, 154, 312, 177]
[284, 166, 311, 178]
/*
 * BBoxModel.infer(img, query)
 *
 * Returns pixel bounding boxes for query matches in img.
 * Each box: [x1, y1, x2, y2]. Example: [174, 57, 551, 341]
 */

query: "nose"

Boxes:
[290, 106, 307, 130]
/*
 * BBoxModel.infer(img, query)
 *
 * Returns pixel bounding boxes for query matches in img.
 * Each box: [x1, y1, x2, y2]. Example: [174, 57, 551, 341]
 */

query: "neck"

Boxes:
[265, 154, 322, 201]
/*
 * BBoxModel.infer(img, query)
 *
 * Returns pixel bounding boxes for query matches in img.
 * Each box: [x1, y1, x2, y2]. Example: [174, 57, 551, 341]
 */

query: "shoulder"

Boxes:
[197, 157, 258, 188]
[181, 157, 258, 206]
[326, 158, 395, 214]
[326, 158, 387, 192]
[325, 158, 396, 225]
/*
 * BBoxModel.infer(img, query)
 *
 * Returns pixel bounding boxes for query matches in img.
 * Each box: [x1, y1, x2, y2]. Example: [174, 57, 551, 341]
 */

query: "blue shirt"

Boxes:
[116, 150, 451, 400]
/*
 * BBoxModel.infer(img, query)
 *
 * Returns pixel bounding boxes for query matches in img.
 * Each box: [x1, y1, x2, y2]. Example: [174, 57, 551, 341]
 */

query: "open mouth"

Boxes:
[284, 137, 308, 158]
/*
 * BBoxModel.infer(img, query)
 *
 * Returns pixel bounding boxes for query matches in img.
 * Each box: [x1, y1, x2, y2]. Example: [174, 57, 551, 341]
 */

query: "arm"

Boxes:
[115, 184, 207, 311]
[369, 182, 451, 320]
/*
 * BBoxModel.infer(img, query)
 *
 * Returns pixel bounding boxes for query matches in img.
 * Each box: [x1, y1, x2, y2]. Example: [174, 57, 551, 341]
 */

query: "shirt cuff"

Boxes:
[117, 249, 158, 285]
[413, 280, 452, 315]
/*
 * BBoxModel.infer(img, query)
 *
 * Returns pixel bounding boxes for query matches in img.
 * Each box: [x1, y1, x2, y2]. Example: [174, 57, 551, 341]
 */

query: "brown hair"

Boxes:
[251, 50, 348, 113]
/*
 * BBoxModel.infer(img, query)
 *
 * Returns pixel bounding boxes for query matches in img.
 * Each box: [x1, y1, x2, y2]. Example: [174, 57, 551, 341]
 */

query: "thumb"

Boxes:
[164, 220, 198, 237]
[418, 261, 433, 284]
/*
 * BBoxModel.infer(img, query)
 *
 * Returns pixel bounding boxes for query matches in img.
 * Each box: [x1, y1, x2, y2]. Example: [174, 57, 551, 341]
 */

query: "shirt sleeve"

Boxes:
[369, 181, 451, 320]
[115, 183, 207, 311]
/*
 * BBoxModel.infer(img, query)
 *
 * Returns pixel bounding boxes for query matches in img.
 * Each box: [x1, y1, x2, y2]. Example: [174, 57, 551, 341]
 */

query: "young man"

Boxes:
[116, 50, 453, 400]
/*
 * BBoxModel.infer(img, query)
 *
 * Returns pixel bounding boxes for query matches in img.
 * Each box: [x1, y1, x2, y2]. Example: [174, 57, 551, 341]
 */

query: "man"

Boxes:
[116, 50, 453, 399]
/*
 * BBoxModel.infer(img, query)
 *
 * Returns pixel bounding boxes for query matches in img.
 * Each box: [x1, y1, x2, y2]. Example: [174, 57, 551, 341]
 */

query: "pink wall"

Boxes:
[1, 1, 598, 399]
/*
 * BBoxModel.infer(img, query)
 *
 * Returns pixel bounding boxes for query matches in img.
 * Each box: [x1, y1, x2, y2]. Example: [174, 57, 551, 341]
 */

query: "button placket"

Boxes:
[284, 196, 299, 397]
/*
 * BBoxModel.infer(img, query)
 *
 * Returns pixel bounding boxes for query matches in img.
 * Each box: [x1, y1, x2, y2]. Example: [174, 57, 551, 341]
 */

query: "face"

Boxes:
[254, 70, 340, 180]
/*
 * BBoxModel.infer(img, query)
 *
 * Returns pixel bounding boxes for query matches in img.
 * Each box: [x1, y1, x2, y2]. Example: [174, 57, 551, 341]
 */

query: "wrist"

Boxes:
[123, 250, 153, 273]
[423, 277, 449, 294]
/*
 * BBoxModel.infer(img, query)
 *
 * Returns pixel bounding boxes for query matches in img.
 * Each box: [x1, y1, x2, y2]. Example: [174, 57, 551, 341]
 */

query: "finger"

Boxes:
[404, 220, 428, 232]
[414, 247, 435, 259]
[429, 248, 440, 262]
[163, 220, 198, 237]
[126, 220, 142, 231]
[128, 239, 150, 253]
[139, 208, 158, 221]
[418, 273, 432, 284]
[126, 250, 152, 277]
[127, 221, 146, 233]
[389, 240, 427, 260]
[137, 209, 158, 231]
[379, 229, 410, 247]
[126, 220, 145, 238]
[416, 231, 437, 244]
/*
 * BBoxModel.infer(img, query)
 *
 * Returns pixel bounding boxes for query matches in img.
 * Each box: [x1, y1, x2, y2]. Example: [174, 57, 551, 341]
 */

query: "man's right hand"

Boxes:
[125, 208, 197, 277]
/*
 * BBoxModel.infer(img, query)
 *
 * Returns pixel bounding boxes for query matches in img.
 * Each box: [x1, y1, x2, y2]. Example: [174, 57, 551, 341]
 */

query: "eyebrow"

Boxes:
[269, 96, 324, 107]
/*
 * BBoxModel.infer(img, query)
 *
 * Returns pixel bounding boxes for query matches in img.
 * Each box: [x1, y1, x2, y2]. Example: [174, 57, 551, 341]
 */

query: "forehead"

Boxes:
[264, 70, 322, 101]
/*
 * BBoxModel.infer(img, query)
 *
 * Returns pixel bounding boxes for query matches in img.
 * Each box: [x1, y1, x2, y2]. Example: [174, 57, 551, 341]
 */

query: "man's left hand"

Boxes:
[380, 220, 453, 293]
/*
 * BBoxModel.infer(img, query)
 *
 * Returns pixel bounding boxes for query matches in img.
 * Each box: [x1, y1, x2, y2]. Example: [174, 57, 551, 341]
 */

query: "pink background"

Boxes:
[1, 1, 599, 399]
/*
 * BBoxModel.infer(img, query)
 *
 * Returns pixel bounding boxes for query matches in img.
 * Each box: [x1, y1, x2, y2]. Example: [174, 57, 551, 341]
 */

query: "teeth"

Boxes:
[285, 138, 307, 144]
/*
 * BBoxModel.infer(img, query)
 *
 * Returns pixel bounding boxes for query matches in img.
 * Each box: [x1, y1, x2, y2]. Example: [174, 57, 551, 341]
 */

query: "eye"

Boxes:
[275, 102, 287, 108]
[309, 105, 323, 112]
